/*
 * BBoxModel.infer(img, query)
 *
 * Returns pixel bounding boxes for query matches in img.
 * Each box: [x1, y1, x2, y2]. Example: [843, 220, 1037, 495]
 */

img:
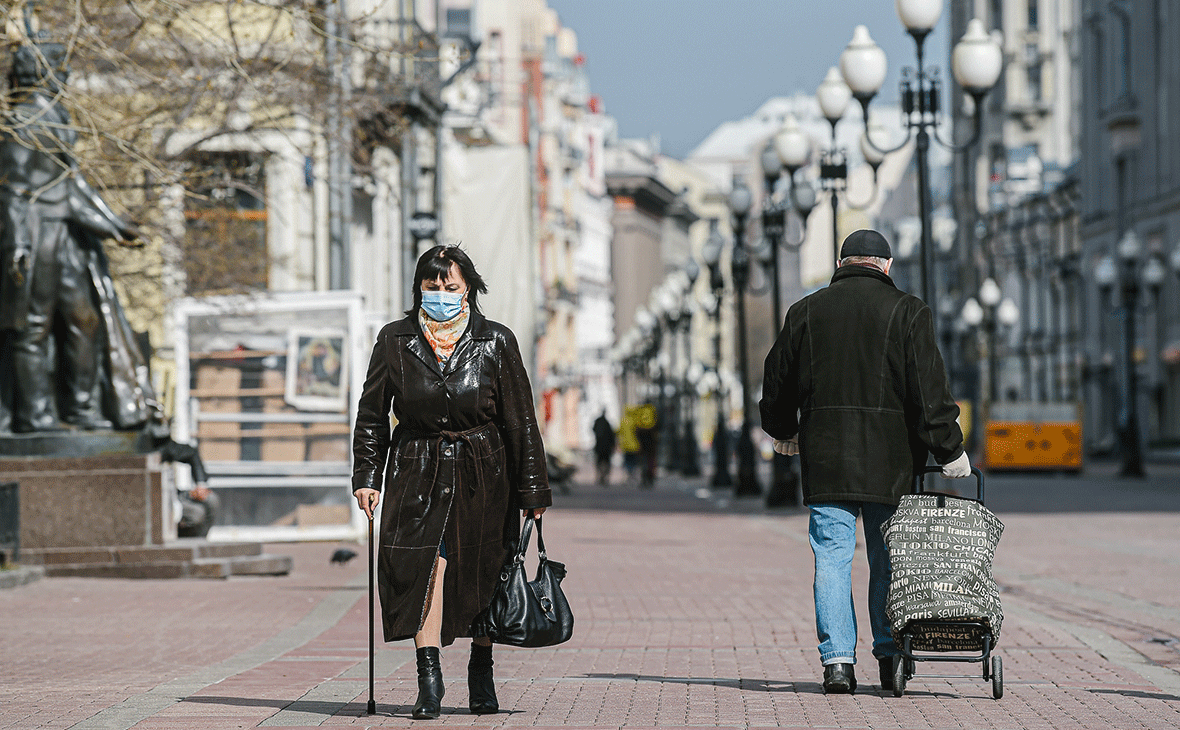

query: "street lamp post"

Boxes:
[759, 122, 816, 508]
[962, 277, 1020, 459]
[701, 222, 732, 488]
[817, 67, 854, 265]
[962, 278, 1019, 398]
[653, 285, 681, 473]
[1094, 231, 1167, 478]
[729, 176, 761, 497]
[815, 68, 883, 267]
[680, 261, 702, 476]
[841, 7, 1003, 331]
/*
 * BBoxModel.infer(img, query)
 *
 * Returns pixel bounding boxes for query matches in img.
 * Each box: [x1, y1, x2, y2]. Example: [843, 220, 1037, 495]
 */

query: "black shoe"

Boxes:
[878, 656, 894, 691]
[468, 643, 499, 714]
[822, 663, 857, 694]
[412, 647, 445, 719]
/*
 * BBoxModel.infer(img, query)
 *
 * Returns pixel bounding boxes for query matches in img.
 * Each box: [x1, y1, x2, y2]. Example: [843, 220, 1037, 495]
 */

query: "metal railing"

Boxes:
[358, 17, 442, 107]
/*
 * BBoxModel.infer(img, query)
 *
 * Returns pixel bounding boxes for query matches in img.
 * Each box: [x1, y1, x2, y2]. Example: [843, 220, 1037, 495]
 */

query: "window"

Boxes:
[1087, 14, 1104, 109]
[446, 8, 471, 38]
[1028, 0, 1039, 30]
[184, 151, 268, 295]
[1027, 63, 1043, 102]
[1111, 1, 1132, 102]
[1026, 44, 1042, 102]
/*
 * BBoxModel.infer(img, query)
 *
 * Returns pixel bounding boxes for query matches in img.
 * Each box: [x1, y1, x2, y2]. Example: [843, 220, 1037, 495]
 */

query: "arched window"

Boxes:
[184, 151, 268, 295]
[1085, 12, 1105, 110]
[1110, 1, 1132, 104]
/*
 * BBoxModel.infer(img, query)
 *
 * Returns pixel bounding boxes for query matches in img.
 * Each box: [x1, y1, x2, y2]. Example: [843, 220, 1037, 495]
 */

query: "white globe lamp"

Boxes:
[840, 25, 888, 102]
[952, 19, 1004, 93]
[896, 0, 943, 33]
[816, 67, 852, 125]
[773, 114, 811, 172]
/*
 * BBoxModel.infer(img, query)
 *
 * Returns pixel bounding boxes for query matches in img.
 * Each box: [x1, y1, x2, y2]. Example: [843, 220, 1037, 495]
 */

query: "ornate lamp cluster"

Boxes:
[834, 0, 1003, 328]
[1092, 231, 1171, 477]
[611, 261, 704, 478]
[960, 276, 1021, 409]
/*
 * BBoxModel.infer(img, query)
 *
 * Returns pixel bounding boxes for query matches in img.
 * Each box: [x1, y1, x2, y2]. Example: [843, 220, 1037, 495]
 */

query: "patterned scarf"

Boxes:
[419, 300, 470, 366]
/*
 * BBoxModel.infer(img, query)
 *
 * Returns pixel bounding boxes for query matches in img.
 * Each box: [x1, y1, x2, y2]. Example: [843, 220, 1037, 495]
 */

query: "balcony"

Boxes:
[358, 17, 444, 121]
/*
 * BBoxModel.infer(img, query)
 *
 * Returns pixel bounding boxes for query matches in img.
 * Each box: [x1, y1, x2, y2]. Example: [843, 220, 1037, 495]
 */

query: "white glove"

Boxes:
[940, 451, 971, 478]
[773, 437, 799, 456]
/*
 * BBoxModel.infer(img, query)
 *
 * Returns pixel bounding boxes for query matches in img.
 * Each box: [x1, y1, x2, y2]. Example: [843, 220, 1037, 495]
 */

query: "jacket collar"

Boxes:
[830, 264, 898, 289]
[390, 310, 493, 375]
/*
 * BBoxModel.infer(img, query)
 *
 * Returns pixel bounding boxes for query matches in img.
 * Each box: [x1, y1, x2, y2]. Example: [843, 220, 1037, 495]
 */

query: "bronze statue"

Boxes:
[0, 43, 156, 433]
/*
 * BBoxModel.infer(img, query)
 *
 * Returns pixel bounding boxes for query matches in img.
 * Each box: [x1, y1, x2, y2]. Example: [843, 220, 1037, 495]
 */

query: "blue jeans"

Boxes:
[809, 502, 897, 665]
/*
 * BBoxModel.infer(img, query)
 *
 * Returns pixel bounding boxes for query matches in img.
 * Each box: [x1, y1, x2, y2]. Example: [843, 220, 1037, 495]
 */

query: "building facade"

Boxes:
[1077, 0, 1180, 450]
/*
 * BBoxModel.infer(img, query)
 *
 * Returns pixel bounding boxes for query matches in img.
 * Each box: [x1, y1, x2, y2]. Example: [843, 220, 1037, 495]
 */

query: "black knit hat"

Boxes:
[840, 229, 892, 259]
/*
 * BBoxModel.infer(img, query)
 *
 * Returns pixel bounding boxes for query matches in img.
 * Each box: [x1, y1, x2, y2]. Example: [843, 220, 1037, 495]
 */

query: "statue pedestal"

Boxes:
[0, 450, 166, 549]
[0, 433, 293, 579]
[0, 430, 151, 459]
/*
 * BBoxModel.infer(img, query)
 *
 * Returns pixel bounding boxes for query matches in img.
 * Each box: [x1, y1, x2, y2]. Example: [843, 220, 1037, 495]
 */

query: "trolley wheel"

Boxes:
[991, 656, 1003, 699]
[892, 655, 906, 697]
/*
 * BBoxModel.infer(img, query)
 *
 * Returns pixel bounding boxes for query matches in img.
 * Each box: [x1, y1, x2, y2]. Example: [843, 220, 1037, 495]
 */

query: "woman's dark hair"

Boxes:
[407, 245, 488, 315]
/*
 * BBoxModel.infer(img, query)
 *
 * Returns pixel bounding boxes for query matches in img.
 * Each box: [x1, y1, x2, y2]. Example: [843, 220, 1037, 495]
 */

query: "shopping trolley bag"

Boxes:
[882, 472, 1004, 651]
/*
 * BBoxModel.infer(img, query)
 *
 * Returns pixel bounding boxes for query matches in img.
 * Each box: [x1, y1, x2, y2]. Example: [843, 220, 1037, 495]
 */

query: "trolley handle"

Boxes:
[915, 465, 985, 504]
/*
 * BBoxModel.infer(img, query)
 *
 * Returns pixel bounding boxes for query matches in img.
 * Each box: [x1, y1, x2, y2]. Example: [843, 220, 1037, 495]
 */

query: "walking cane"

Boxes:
[367, 512, 376, 715]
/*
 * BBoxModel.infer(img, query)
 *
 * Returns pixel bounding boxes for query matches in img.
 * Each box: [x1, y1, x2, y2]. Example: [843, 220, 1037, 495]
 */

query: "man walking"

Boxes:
[592, 410, 617, 487]
[760, 230, 970, 694]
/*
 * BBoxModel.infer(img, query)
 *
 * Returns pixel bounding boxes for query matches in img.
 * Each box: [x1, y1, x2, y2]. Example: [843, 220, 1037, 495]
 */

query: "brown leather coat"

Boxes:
[352, 311, 550, 645]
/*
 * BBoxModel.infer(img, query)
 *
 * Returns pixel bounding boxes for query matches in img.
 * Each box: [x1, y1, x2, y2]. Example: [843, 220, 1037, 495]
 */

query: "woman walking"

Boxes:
[353, 245, 551, 719]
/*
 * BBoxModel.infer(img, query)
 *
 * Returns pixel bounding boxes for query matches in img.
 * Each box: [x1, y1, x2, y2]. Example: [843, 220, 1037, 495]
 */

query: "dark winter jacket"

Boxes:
[760, 265, 964, 506]
[592, 415, 616, 457]
[352, 311, 550, 645]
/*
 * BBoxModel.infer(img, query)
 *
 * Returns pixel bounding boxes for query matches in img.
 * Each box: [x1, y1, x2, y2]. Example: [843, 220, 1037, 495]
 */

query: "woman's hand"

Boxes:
[354, 488, 380, 520]
[525, 507, 547, 518]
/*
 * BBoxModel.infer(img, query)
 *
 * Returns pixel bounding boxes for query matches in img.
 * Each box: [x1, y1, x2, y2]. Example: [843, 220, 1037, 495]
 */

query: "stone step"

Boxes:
[228, 554, 294, 577]
[187, 541, 264, 560]
[45, 561, 210, 579]
[20, 540, 291, 579]
[22, 541, 265, 567]
[40, 553, 293, 580]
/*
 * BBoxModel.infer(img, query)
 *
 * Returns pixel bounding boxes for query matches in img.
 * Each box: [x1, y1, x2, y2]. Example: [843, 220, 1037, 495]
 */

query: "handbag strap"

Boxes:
[518, 511, 547, 561]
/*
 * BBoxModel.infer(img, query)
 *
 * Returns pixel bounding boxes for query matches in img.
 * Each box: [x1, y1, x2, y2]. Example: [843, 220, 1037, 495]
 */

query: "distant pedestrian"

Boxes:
[760, 230, 970, 694]
[592, 411, 616, 486]
[633, 402, 658, 488]
[352, 245, 551, 719]
[618, 406, 641, 485]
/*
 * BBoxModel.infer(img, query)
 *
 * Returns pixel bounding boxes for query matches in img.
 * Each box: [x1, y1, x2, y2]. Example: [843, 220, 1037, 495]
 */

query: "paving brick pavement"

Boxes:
[2, 463, 1179, 729]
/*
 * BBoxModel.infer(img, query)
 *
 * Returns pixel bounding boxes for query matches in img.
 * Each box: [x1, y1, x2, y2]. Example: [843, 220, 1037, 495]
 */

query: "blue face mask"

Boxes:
[420, 290, 466, 322]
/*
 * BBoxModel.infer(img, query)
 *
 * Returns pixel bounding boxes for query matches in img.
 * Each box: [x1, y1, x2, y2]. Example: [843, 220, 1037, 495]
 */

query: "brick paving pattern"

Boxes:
[3, 463, 1179, 729]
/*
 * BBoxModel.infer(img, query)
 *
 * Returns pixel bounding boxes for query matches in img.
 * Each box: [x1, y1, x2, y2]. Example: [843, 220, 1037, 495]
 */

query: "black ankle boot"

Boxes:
[468, 643, 499, 714]
[412, 647, 444, 719]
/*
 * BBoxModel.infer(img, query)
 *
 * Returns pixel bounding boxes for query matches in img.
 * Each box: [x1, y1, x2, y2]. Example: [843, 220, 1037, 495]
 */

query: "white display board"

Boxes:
[172, 291, 369, 542]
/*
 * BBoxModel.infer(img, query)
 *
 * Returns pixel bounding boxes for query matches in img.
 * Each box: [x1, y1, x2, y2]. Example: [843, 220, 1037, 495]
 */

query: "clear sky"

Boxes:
[546, 0, 952, 158]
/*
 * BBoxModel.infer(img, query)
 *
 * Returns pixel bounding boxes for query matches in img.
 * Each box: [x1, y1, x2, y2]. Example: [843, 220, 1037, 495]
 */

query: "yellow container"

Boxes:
[983, 402, 1083, 471]
[985, 421, 1083, 470]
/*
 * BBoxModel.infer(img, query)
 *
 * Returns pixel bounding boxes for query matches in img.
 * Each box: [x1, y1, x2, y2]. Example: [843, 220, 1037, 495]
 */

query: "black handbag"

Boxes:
[473, 513, 573, 647]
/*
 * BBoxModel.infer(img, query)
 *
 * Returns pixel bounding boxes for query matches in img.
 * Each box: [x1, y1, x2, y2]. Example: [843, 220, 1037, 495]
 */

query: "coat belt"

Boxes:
[405, 422, 496, 497]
